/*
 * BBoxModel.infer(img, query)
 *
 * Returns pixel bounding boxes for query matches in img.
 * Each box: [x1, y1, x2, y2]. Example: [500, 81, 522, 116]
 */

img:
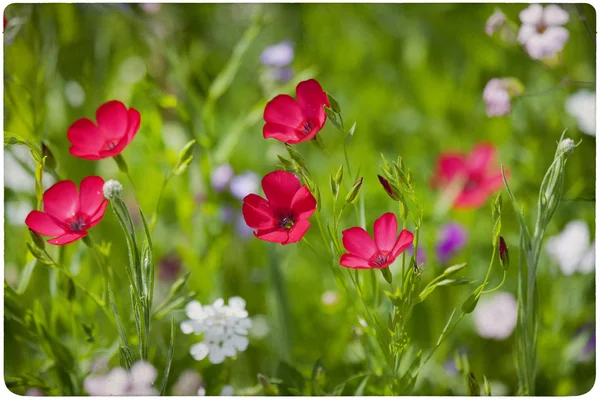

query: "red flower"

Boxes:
[432, 143, 507, 209]
[67, 100, 141, 160]
[263, 79, 330, 144]
[242, 170, 316, 245]
[340, 213, 414, 269]
[25, 176, 108, 245]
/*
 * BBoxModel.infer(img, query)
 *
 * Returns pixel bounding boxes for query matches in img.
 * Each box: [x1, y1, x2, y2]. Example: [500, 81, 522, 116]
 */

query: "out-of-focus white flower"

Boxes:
[483, 79, 511, 117]
[141, 3, 161, 14]
[219, 385, 235, 396]
[229, 171, 259, 200]
[565, 90, 595, 136]
[172, 369, 204, 396]
[546, 220, 595, 275]
[211, 164, 234, 192]
[64, 80, 85, 108]
[197, 387, 207, 396]
[518, 4, 569, 60]
[260, 40, 294, 68]
[83, 361, 158, 396]
[321, 290, 339, 306]
[181, 297, 252, 364]
[473, 292, 517, 340]
[4, 146, 53, 194]
[482, 77, 524, 117]
[485, 10, 507, 36]
[5, 200, 32, 226]
[249, 314, 270, 339]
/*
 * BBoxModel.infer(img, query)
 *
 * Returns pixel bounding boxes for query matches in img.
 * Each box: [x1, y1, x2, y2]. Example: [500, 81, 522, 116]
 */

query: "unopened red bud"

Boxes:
[377, 175, 401, 201]
[499, 235, 509, 271]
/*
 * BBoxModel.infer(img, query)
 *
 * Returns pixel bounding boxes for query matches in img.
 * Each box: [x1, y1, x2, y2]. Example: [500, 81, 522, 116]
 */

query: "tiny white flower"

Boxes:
[84, 361, 158, 396]
[220, 385, 235, 396]
[518, 4, 569, 59]
[181, 297, 252, 364]
[483, 79, 511, 117]
[172, 369, 203, 396]
[485, 9, 507, 36]
[103, 179, 123, 200]
[546, 220, 595, 275]
[565, 90, 595, 136]
[473, 292, 518, 340]
[321, 290, 339, 306]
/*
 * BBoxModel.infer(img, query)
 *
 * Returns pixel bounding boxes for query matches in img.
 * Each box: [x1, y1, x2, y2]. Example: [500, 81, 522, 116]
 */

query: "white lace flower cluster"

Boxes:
[181, 297, 252, 364]
[83, 361, 158, 396]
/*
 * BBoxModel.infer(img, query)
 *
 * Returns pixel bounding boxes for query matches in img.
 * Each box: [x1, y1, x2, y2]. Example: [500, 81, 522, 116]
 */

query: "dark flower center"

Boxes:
[278, 213, 295, 230]
[104, 140, 117, 150]
[301, 120, 313, 135]
[370, 252, 390, 267]
[67, 215, 87, 232]
[535, 22, 547, 34]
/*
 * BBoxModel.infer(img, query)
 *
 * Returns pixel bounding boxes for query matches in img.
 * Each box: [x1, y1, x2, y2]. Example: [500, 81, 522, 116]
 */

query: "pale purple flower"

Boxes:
[220, 385, 235, 396]
[407, 244, 426, 266]
[267, 67, 294, 83]
[483, 79, 511, 117]
[260, 40, 294, 67]
[485, 10, 507, 36]
[546, 220, 595, 275]
[566, 90, 596, 136]
[84, 361, 158, 396]
[211, 164, 234, 192]
[235, 213, 254, 238]
[518, 4, 569, 60]
[229, 171, 259, 200]
[220, 206, 235, 223]
[25, 389, 45, 396]
[172, 369, 204, 396]
[473, 292, 517, 340]
[436, 222, 468, 262]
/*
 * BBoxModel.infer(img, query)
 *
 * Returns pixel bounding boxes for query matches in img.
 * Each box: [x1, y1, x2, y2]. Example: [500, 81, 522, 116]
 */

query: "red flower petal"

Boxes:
[290, 186, 316, 220]
[296, 79, 329, 121]
[67, 118, 105, 158]
[467, 143, 495, 173]
[261, 170, 301, 210]
[434, 154, 467, 185]
[284, 219, 310, 244]
[263, 122, 304, 143]
[43, 180, 79, 221]
[87, 200, 108, 229]
[79, 176, 105, 216]
[126, 108, 141, 142]
[340, 253, 372, 269]
[25, 211, 67, 236]
[391, 229, 414, 258]
[254, 227, 289, 244]
[48, 232, 87, 246]
[341, 227, 377, 259]
[264, 95, 304, 128]
[373, 212, 398, 252]
[242, 194, 277, 229]
[96, 100, 129, 140]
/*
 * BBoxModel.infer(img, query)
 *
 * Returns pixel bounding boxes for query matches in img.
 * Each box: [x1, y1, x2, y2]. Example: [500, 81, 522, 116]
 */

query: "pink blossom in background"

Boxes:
[518, 4, 569, 60]
[483, 78, 511, 117]
[485, 9, 506, 36]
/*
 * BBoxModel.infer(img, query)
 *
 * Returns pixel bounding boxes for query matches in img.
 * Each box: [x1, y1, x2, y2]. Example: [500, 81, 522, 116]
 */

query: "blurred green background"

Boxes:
[3, 3, 595, 396]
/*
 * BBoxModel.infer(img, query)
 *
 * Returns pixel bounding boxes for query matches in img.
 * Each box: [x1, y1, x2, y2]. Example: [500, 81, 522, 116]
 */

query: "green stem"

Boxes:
[267, 245, 292, 362]
[151, 172, 173, 232]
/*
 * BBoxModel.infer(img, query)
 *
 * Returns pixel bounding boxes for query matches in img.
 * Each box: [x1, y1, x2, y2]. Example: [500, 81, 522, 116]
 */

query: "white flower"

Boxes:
[211, 164, 234, 192]
[546, 220, 595, 275]
[473, 292, 517, 340]
[565, 90, 595, 136]
[181, 297, 252, 364]
[229, 171, 259, 200]
[83, 361, 158, 396]
[483, 79, 511, 117]
[321, 290, 339, 306]
[518, 4, 569, 59]
[485, 10, 507, 36]
[103, 179, 123, 200]
[220, 385, 235, 396]
[172, 369, 203, 396]
[260, 40, 294, 68]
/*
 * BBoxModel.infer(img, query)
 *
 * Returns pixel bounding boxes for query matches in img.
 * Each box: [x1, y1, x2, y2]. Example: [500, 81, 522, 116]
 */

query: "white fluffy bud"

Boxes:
[103, 179, 123, 200]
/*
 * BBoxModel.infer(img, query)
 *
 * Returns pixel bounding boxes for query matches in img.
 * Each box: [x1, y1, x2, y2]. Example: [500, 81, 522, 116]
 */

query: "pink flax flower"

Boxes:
[242, 170, 316, 245]
[67, 100, 141, 160]
[25, 176, 108, 245]
[340, 213, 414, 269]
[432, 143, 507, 209]
[263, 79, 330, 144]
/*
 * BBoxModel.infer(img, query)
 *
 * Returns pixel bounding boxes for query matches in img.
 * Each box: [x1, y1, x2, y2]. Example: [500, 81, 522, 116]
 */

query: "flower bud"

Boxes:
[41, 143, 57, 171]
[380, 266, 393, 284]
[345, 177, 363, 204]
[377, 175, 401, 201]
[558, 138, 575, 156]
[499, 236, 509, 270]
[326, 93, 341, 114]
[103, 179, 123, 200]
